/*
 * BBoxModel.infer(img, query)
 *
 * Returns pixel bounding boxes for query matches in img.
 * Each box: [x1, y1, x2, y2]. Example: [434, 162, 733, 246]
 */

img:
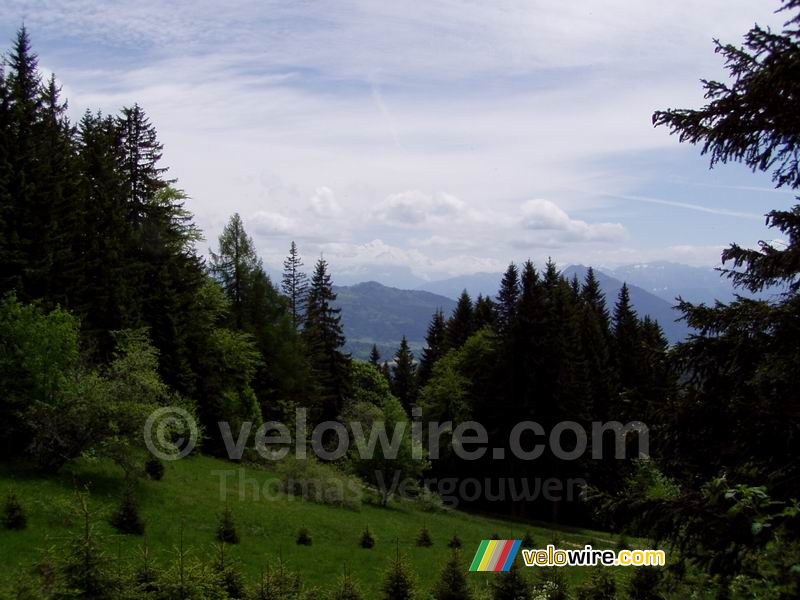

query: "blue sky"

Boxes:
[2, 0, 796, 282]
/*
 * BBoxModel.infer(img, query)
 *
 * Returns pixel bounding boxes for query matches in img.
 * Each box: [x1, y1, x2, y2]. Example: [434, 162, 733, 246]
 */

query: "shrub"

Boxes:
[276, 456, 362, 511]
[216, 503, 240, 544]
[3, 490, 27, 530]
[145, 457, 165, 481]
[296, 527, 313, 546]
[432, 549, 472, 600]
[416, 525, 433, 547]
[359, 526, 376, 549]
[447, 532, 462, 549]
[490, 532, 501, 540]
[109, 487, 145, 535]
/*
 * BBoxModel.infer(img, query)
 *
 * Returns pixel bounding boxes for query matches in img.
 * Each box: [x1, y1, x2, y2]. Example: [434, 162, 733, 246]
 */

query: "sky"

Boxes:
[2, 0, 797, 285]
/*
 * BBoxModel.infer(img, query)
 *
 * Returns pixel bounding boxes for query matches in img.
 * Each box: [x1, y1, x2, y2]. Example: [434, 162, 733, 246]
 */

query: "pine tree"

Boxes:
[496, 262, 520, 333]
[417, 309, 446, 387]
[432, 549, 472, 600]
[445, 290, 474, 350]
[281, 241, 308, 327]
[391, 336, 416, 413]
[303, 257, 351, 423]
[380, 542, 417, 600]
[369, 344, 381, 367]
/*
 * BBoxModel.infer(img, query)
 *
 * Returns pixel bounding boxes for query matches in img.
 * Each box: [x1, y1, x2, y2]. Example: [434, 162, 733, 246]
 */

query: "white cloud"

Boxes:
[309, 186, 342, 218]
[248, 211, 294, 236]
[520, 199, 627, 242]
[373, 190, 469, 226]
[3, 0, 788, 280]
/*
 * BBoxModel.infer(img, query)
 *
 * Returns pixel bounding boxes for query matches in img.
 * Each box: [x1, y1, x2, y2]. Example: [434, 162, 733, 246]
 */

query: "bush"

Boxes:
[109, 487, 145, 535]
[416, 525, 433, 547]
[145, 457, 165, 481]
[276, 456, 362, 511]
[447, 532, 462, 549]
[490, 532, 501, 540]
[216, 503, 240, 544]
[432, 549, 472, 600]
[296, 527, 313, 546]
[360, 526, 376, 549]
[3, 490, 27, 530]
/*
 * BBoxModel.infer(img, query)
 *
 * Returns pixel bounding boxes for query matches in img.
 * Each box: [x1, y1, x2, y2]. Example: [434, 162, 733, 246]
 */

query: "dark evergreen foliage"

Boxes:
[2, 490, 26, 529]
[109, 487, 145, 535]
[359, 525, 376, 549]
[431, 549, 472, 600]
[281, 240, 308, 327]
[391, 336, 416, 413]
[216, 503, 240, 544]
[144, 457, 165, 481]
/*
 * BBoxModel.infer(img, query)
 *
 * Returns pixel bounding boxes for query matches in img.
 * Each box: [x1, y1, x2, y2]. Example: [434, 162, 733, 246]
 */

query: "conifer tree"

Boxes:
[473, 294, 497, 330]
[445, 290, 474, 350]
[391, 336, 416, 413]
[380, 542, 417, 600]
[432, 549, 472, 600]
[281, 241, 308, 327]
[303, 257, 350, 422]
[496, 262, 520, 333]
[369, 344, 381, 367]
[417, 309, 446, 387]
[210, 213, 261, 329]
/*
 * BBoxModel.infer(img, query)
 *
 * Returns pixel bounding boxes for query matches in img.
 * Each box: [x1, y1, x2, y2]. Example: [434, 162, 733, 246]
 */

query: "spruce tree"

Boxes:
[391, 336, 416, 413]
[369, 344, 381, 367]
[445, 290, 474, 350]
[496, 262, 520, 333]
[380, 542, 417, 600]
[281, 241, 308, 327]
[303, 257, 351, 423]
[432, 549, 472, 600]
[417, 308, 446, 387]
[473, 294, 497, 330]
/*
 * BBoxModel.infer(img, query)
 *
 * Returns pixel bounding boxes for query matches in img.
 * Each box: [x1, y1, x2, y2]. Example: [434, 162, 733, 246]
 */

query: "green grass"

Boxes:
[0, 455, 638, 596]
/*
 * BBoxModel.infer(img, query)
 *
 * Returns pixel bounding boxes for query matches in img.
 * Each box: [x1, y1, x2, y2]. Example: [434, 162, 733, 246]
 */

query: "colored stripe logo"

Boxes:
[469, 540, 522, 571]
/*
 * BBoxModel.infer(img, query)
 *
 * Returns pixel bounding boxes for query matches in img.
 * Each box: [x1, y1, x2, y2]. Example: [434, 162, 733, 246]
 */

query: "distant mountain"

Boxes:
[332, 282, 456, 360]
[604, 261, 781, 305]
[562, 265, 690, 344]
[417, 265, 693, 344]
[415, 272, 503, 300]
[332, 265, 427, 289]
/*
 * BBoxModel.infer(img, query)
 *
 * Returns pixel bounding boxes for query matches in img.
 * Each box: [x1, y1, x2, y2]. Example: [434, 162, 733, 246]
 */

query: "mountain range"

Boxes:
[331, 262, 750, 360]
